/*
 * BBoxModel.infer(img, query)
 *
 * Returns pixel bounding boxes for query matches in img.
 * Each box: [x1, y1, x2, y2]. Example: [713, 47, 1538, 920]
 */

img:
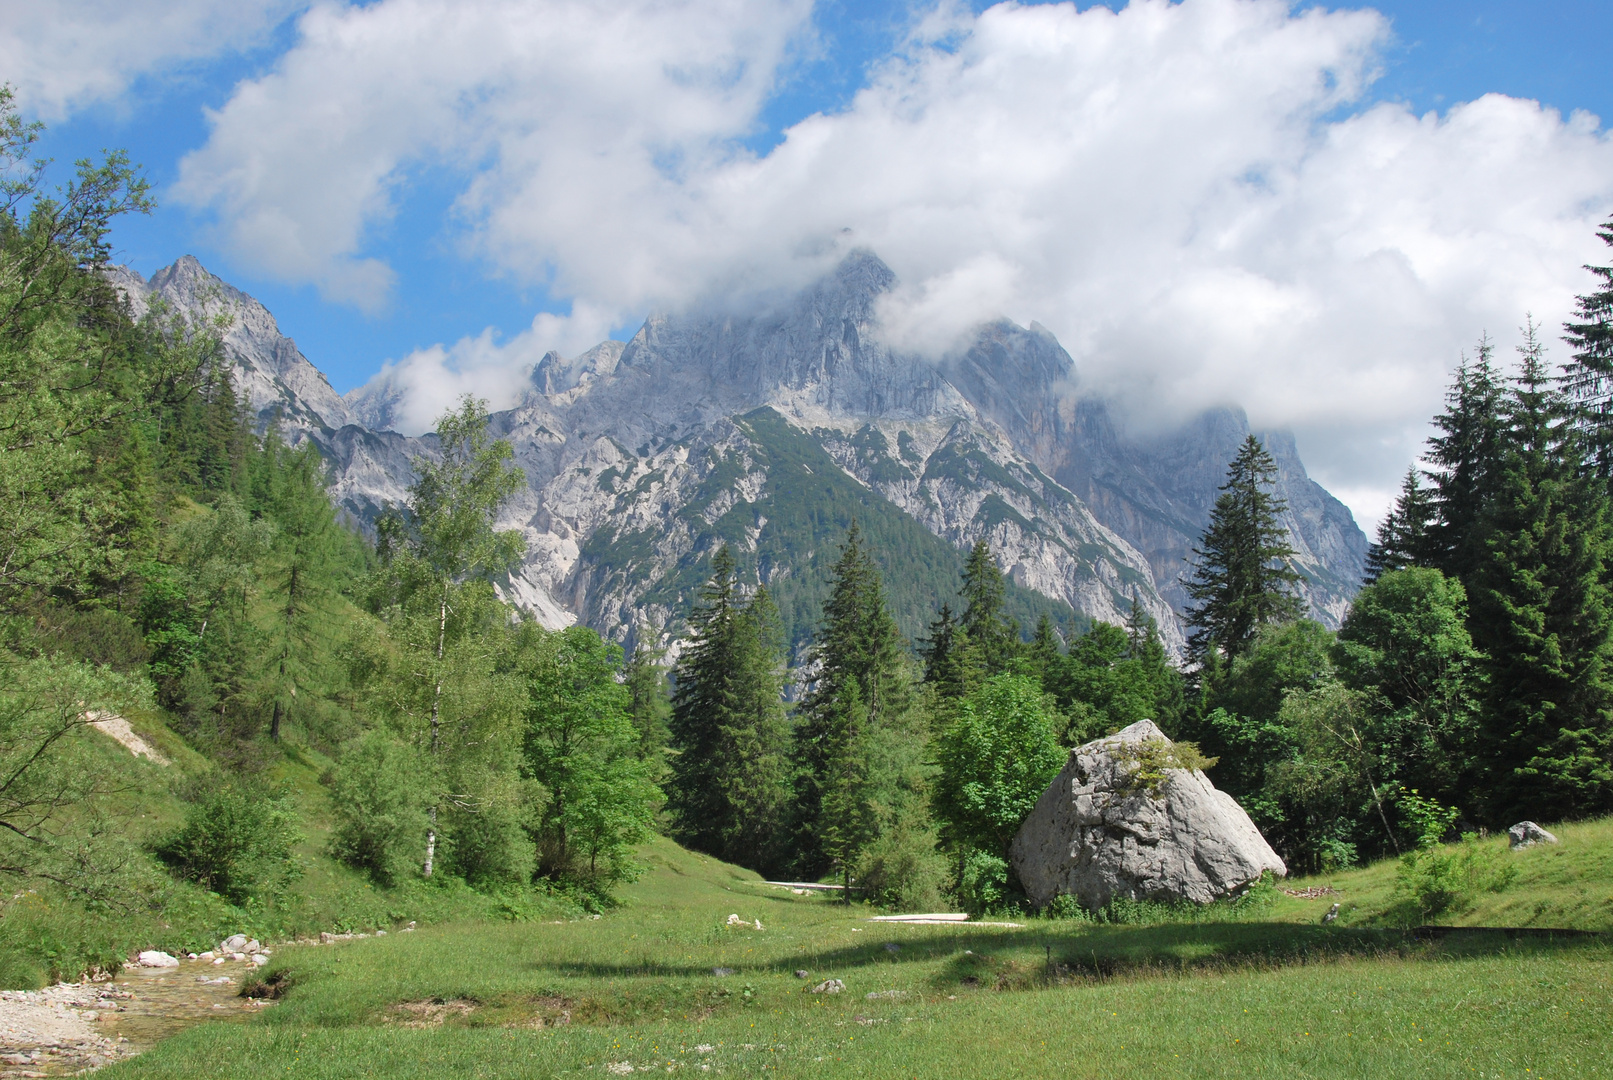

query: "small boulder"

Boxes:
[712, 967, 735, 977]
[1011, 720, 1286, 909]
[220, 934, 249, 952]
[137, 951, 179, 968]
[726, 913, 742, 926]
[244, 939, 261, 954]
[812, 979, 845, 994]
[1322, 903, 1340, 924]
[1508, 821, 1559, 850]
[794, 970, 810, 979]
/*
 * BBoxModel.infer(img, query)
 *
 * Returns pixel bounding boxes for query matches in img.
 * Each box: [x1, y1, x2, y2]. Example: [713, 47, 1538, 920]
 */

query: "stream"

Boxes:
[0, 956, 271, 1077]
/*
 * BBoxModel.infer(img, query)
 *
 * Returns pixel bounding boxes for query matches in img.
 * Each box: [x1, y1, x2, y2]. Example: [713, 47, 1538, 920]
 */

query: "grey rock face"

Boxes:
[111, 252, 1368, 648]
[110, 257, 350, 432]
[1507, 821, 1559, 849]
[1010, 720, 1286, 910]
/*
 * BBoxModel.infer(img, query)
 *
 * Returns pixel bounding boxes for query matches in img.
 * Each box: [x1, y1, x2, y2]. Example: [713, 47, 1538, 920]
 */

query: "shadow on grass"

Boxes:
[546, 921, 1611, 989]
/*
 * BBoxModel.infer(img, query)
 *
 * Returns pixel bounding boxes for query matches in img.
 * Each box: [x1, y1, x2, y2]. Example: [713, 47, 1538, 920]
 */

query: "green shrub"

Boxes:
[328, 732, 431, 886]
[856, 818, 949, 913]
[1394, 833, 1518, 921]
[1111, 738, 1219, 797]
[1042, 893, 1092, 922]
[955, 850, 1013, 914]
[153, 782, 302, 905]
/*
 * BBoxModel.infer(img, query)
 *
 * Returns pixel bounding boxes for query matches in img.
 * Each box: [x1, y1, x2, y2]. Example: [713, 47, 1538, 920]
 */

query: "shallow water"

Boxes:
[97, 957, 270, 1049]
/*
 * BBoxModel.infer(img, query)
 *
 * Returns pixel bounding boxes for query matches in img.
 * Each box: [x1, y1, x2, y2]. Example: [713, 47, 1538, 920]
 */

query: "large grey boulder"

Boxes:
[1010, 720, 1286, 909]
[1507, 821, 1559, 849]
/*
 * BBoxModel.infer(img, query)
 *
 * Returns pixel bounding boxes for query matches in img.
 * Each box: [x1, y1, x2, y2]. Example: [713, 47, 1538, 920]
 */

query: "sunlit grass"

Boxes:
[106, 825, 1613, 1078]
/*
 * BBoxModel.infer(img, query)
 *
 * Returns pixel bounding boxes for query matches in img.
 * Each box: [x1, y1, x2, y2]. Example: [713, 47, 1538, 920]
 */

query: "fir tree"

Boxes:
[919, 603, 969, 700]
[667, 548, 794, 872]
[719, 585, 794, 873]
[959, 541, 1019, 676]
[1026, 612, 1063, 692]
[622, 630, 672, 776]
[1469, 322, 1613, 821]
[1423, 342, 1505, 584]
[1562, 218, 1613, 481]
[1364, 468, 1435, 583]
[1184, 435, 1305, 661]
[667, 547, 741, 856]
[793, 522, 908, 877]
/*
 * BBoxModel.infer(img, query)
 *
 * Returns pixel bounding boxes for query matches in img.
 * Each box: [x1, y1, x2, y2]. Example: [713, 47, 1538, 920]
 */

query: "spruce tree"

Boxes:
[719, 585, 794, 873]
[1423, 342, 1505, 584]
[919, 603, 969, 700]
[959, 541, 1019, 676]
[667, 547, 741, 856]
[1562, 218, 1613, 481]
[667, 549, 794, 872]
[1364, 468, 1435, 583]
[793, 522, 908, 877]
[1184, 435, 1305, 661]
[1470, 323, 1613, 821]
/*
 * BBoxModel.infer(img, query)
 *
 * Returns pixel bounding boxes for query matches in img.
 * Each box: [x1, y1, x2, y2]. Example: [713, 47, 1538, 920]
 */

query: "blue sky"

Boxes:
[10, 1, 1613, 524]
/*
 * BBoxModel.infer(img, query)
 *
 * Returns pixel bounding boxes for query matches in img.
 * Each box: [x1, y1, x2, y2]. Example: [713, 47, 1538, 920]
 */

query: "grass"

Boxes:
[105, 828, 1613, 1078]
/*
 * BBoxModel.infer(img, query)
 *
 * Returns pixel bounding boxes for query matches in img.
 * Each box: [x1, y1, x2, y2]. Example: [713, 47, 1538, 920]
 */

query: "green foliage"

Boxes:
[0, 656, 153, 902]
[328, 732, 431, 886]
[853, 814, 949, 913]
[1393, 832, 1518, 921]
[954, 849, 1012, 914]
[514, 622, 658, 890]
[1365, 468, 1435, 582]
[1045, 608, 1184, 744]
[666, 548, 793, 874]
[1184, 435, 1306, 661]
[1468, 325, 1613, 822]
[934, 673, 1063, 863]
[1110, 738, 1218, 797]
[793, 522, 916, 880]
[153, 782, 301, 905]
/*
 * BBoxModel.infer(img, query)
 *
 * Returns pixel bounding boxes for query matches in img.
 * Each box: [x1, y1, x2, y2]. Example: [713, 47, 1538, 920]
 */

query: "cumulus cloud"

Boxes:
[352, 301, 619, 435]
[0, 0, 301, 119]
[175, 0, 1613, 523]
[175, 0, 814, 312]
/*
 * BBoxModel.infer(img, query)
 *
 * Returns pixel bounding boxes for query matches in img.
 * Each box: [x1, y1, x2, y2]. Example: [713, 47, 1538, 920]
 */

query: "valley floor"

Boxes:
[97, 830, 1613, 1079]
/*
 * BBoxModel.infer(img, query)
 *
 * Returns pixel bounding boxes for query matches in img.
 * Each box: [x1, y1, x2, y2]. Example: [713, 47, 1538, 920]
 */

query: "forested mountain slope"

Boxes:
[111, 252, 1366, 652]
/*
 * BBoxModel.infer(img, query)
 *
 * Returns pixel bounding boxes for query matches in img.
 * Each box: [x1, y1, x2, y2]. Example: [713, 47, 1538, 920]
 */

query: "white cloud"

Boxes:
[0, 0, 301, 119]
[354, 301, 618, 435]
[175, 0, 814, 312]
[176, 0, 1613, 525]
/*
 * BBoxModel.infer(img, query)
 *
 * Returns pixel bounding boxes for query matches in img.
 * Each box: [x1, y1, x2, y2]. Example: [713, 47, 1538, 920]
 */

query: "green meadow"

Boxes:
[108, 826, 1613, 1079]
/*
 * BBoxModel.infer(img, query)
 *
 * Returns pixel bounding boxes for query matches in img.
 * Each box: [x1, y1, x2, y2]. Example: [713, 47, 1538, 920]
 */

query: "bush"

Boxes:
[153, 783, 301, 905]
[442, 778, 537, 888]
[328, 732, 430, 886]
[1394, 833, 1518, 921]
[955, 849, 1014, 915]
[1041, 893, 1092, 922]
[856, 818, 949, 913]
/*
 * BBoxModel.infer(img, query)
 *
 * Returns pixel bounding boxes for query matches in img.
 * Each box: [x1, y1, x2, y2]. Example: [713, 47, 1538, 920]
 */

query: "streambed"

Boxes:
[0, 956, 270, 1077]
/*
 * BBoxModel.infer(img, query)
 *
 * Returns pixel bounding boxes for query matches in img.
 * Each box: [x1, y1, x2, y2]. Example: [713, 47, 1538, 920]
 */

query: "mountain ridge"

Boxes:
[109, 253, 1367, 654]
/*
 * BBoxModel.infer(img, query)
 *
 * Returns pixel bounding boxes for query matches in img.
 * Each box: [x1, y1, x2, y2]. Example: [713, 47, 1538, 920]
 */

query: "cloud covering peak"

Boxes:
[159, 0, 1613, 523]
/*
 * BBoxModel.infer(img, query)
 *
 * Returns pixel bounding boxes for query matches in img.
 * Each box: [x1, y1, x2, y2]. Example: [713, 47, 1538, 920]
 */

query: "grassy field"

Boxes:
[106, 828, 1613, 1079]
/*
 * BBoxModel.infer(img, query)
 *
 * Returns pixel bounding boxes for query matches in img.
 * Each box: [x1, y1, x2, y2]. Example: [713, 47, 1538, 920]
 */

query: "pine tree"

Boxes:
[719, 585, 794, 872]
[1026, 612, 1063, 692]
[1562, 218, 1613, 481]
[622, 630, 672, 775]
[667, 548, 794, 872]
[919, 603, 969, 700]
[1423, 342, 1505, 584]
[959, 541, 1019, 676]
[1364, 468, 1435, 583]
[1470, 322, 1613, 821]
[793, 522, 909, 877]
[667, 546, 741, 857]
[1184, 435, 1305, 661]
